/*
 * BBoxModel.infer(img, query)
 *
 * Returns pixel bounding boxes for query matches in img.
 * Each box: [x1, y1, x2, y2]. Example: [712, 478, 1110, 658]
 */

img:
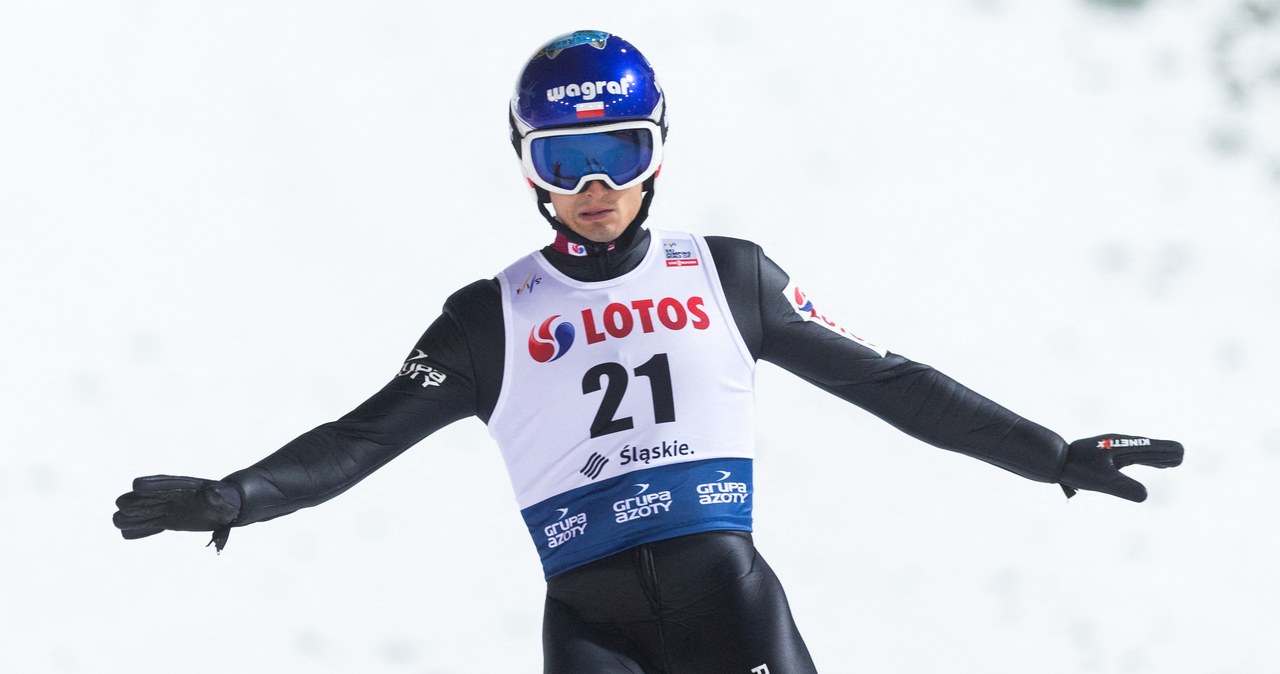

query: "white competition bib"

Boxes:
[489, 230, 757, 577]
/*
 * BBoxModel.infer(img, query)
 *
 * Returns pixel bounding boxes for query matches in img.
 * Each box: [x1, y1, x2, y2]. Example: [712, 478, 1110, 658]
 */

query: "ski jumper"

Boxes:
[218, 227, 1069, 672]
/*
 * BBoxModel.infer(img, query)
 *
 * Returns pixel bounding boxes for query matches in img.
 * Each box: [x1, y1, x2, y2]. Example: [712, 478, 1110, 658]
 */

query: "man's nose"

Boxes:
[581, 180, 610, 196]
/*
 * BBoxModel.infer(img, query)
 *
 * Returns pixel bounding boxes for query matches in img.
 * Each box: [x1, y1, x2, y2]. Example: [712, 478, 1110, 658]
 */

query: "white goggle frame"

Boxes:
[518, 119, 665, 195]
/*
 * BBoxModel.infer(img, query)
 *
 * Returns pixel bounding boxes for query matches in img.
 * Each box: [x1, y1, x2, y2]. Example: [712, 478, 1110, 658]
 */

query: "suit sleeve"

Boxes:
[705, 236, 1067, 483]
[222, 279, 504, 525]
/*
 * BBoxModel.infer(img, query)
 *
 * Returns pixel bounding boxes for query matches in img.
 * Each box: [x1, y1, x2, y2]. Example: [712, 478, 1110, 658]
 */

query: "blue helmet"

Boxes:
[509, 30, 668, 243]
[509, 30, 667, 149]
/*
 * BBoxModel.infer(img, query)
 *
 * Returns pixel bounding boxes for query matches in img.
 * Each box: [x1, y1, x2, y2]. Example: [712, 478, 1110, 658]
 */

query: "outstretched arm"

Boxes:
[219, 341, 476, 527]
[704, 236, 1181, 500]
[113, 279, 506, 546]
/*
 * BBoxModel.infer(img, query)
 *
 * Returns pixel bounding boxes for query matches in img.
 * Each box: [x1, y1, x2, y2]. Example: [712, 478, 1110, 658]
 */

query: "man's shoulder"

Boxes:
[443, 278, 502, 324]
[448, 277, 501, 299]
[702, 235, 763, 274]
[702, 234, 761, 250]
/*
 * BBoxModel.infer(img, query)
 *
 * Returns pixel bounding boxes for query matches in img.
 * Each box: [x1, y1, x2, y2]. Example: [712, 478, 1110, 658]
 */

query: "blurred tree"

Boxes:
[1214, 1, 1280, 102]
[1083, 0, 1150, 10]
[1212, 1, 1280, 182]
[1080, 0, 1280, 185]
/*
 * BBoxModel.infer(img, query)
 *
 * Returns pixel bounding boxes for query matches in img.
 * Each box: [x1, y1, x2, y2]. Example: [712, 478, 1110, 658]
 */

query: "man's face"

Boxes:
[549, 181, 644, 243]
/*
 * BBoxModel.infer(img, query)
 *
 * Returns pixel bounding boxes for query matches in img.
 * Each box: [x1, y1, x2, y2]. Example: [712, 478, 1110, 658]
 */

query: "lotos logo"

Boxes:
[793, 287, 815, 314]
[783, 282, 887, 357]
[528, 297, 709, 362]
[1098, 437, 1152, 449]
[581, 296, 710, 345]
[529, 315, 576, 363]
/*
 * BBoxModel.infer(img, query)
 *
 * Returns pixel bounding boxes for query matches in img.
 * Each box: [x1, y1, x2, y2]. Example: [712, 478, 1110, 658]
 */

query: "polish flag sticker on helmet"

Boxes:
[575, 101, 605, 118]
[782, 281, 886, 357]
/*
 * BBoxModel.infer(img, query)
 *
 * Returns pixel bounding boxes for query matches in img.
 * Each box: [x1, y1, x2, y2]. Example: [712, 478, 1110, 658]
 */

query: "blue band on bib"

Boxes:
[521, 458, 754, 578]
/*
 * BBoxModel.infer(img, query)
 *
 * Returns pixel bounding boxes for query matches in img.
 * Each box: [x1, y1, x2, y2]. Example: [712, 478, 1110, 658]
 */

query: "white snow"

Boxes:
[2, 1, 1277, 672]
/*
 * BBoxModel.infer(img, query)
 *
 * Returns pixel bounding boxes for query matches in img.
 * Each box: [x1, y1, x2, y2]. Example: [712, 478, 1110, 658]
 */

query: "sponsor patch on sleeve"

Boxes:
[782, 281, 887, 357]
[397, 349, 449, 387]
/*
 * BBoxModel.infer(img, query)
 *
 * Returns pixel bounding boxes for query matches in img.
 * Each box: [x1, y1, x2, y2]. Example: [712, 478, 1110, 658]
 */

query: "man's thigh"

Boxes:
[655, 539, 818, 674]
[542, 594, 656, 674]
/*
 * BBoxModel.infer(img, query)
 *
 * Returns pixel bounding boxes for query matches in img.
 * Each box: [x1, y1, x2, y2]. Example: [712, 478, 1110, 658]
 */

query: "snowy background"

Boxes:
[3, 1, 1279, 672]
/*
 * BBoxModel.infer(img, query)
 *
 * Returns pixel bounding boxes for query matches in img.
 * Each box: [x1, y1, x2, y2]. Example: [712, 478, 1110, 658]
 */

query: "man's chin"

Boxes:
[576, 223, 626, 243]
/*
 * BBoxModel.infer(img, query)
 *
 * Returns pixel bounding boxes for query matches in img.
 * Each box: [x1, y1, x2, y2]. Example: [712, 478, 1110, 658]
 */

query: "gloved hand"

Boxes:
[113, 475, 242, 551]
[1059, 434, 1184, 502]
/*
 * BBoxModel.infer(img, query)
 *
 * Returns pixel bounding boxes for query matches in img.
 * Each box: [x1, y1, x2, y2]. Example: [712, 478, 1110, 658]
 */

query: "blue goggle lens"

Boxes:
[529, 128, 655, 192]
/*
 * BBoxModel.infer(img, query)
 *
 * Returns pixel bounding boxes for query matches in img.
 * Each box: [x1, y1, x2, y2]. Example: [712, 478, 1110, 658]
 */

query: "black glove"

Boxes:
[1059, 434, 1184, 502]
[113, 475, 242, 551]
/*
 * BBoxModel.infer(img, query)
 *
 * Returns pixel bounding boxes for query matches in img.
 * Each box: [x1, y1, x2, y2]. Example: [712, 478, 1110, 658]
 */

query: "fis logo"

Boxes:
[663, 239, 699, 268]
[695, 470, 749, 505]
[783, 282, 887, 357]
[515, 272, 542, 295]
[580, 452, 609, 480]
[544, 507, 587, 549]
[529, 315, 575, 363]
[397, 349, 447, 388]
[612, 483, 673, 523]
[1098, 437, 1152, 449]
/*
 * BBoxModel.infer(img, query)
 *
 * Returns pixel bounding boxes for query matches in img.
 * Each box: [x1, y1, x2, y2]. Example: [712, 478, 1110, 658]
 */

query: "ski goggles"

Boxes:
[520, 120, 664, 195]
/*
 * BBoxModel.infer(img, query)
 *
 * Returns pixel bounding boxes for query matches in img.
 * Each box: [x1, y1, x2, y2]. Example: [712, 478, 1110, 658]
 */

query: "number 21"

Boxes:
[581, 353, 675, 438]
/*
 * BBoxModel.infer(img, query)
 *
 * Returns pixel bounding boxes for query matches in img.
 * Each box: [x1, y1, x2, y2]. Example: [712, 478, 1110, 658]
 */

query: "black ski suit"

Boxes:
[217, 228, 1068, 673]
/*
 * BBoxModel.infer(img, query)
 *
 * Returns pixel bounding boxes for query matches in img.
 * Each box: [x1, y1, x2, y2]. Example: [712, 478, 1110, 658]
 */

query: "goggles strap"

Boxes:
[535, 185, 564, 231]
